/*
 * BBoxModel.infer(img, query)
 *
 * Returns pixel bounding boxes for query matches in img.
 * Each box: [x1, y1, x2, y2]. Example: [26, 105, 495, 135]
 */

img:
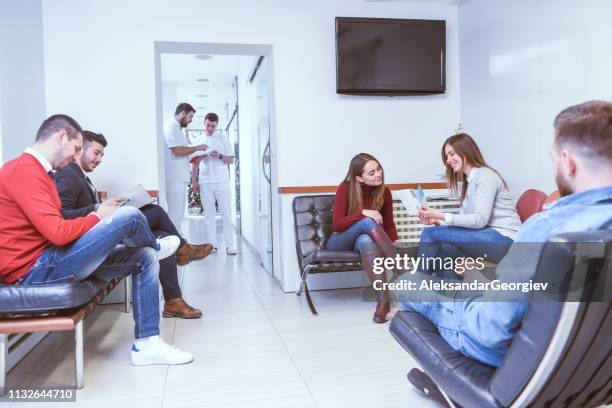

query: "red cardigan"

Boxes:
[0, 153, 99, 283]
[332, 182, 398, 241]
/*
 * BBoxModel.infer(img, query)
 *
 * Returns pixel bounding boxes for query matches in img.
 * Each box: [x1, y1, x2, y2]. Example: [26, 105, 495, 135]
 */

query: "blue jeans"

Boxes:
[326, 217, 380, 252]
[400, 299, 507, 366]
[20, 207, 161, 339]
[417, 226, 513, 275]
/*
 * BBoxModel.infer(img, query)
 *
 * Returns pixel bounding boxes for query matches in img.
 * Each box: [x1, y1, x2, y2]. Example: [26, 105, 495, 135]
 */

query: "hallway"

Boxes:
[5, 219, 433, 407]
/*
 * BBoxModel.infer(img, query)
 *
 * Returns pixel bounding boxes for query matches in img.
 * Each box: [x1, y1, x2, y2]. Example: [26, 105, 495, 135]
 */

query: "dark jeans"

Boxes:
[21, 207, 160, 339]
[141, 204, 182, 241]
[141, 204, 183, 300]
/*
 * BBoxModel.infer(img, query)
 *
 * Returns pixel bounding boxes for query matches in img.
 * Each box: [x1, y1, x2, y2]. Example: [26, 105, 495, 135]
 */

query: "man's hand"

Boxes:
[95, 197, 124, 219]
[209, 150, 221, 159]
[190, 155, 206, 164]
[170, 144, 208, 156]
[103, 197, 126, 206]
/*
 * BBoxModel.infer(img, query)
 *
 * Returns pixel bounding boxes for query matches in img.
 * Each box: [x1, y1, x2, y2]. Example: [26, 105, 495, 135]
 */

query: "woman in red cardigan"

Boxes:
[326, 153, 398, 323]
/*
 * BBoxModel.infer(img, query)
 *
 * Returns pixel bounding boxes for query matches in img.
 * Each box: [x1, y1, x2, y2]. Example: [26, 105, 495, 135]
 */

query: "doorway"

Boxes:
[154, 42, 278, 278]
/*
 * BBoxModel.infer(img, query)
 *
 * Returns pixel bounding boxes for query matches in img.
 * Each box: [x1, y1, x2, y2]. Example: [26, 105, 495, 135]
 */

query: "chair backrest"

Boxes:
[490, 230, 612, 407]
[516, 189, 548, 222]
[292, 195, 335, 260]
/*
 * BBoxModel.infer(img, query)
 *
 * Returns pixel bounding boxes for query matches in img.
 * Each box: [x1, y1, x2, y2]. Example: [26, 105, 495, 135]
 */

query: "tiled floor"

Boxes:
[5, 218, 437, 408]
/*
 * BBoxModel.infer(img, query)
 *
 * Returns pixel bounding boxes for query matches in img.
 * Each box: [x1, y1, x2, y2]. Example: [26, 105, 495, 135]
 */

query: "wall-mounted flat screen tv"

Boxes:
[336, 17, 446, 95]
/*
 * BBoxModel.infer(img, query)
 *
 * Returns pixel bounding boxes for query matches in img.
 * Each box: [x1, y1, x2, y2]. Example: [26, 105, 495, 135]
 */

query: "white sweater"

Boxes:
[444, 167, 522, 240]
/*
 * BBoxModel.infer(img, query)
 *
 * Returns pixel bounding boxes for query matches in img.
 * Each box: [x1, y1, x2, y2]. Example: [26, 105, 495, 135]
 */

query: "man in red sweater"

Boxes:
[0, 114, 193, 366]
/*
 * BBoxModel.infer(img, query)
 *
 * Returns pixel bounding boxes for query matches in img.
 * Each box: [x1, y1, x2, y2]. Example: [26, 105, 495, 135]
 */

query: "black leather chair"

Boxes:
[390, 230, 612, 407]
[293, 195, 363, 315]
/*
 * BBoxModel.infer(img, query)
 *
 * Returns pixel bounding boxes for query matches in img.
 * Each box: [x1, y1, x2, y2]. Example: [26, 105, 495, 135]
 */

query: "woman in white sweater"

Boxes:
[417, 133, 522, 275]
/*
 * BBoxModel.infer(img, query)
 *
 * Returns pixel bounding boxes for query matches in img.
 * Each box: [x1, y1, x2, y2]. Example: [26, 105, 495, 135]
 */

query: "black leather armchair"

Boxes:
[293, 195, 363, 315]
[390, 231, 612, 407]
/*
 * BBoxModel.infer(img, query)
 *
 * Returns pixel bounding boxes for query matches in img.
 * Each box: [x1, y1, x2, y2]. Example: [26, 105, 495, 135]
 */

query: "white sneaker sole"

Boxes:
[131, 355, 194, 366]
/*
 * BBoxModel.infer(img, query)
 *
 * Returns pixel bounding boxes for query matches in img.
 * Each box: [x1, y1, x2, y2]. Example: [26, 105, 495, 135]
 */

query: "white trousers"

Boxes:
[200, 181, 233, 248]
[165, 181, 188, 235]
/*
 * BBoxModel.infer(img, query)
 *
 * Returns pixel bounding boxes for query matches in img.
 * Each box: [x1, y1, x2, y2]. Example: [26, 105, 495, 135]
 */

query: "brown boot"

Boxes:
[360, 246, 391, 324]
[163, 298, 203, 319]
[176, 243, 213, 266]
[368, 225, 398, 258]
[373, 297, 391, 324]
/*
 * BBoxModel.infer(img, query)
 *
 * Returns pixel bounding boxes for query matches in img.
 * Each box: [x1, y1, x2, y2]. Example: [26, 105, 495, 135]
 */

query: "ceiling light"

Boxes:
[196, 94, 208, 98]
[194, 54, 212, 60]
[197, 106, 206, 109]
[197, 78, 209, 82]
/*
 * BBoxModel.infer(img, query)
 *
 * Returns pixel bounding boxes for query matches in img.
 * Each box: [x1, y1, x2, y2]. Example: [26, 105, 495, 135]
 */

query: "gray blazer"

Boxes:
[446, 167, 522, 240]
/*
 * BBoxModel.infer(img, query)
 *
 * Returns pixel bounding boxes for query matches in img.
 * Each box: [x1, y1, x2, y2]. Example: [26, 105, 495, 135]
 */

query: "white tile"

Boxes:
[313, 383, 440, 408]
[163, 393, 316, 408]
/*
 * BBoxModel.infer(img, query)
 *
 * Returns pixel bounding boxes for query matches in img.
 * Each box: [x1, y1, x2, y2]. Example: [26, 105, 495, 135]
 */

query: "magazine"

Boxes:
[119, 184, 156, 209]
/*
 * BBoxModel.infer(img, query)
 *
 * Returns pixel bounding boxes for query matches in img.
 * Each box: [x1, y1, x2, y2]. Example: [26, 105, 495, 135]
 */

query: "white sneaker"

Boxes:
[130, 336, 193, 366]
[226, 246, 237, 255]
[156, 235, 180, 260]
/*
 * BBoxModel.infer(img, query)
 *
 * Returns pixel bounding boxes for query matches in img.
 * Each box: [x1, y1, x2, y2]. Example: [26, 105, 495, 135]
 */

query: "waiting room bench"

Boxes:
[0, 276, 130, 395]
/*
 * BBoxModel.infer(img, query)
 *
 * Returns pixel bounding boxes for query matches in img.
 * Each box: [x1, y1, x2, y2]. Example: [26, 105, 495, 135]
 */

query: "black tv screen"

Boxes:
[335, 17, 446, 95]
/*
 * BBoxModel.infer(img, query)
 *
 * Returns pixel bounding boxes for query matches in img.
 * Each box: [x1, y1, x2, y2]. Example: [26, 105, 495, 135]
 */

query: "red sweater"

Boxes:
[332, 182, 398, 241]
[0, 153, 99, 283]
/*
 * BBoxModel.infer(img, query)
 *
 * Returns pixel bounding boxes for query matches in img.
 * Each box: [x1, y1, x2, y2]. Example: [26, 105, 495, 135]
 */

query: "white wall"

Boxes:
[237, 60, 261, 260]
[458, 0, 612, 198]
[161, 82, 178, 129]
[0, 0, 47, 164]
[41, 0, 461, 192]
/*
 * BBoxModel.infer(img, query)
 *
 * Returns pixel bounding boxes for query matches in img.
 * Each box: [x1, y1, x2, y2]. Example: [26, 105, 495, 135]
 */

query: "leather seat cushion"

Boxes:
[0, 278, 106, 315]
[303, 250, 361, 265]
[390, 311, 500, 408]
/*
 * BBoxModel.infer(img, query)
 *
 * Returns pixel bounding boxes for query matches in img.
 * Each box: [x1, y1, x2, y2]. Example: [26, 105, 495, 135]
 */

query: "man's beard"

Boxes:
[84, 162, 95, 172]
[555, 171, 574, 197]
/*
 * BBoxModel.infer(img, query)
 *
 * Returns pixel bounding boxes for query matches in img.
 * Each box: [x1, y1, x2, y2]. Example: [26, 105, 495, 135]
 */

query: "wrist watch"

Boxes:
[219, 154, 224, 160]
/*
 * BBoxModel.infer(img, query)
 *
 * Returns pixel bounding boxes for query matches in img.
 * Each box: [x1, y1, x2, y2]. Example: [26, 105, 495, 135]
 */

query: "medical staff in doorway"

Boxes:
[191, 112, 237, 255]
[163, 103, 208, 234]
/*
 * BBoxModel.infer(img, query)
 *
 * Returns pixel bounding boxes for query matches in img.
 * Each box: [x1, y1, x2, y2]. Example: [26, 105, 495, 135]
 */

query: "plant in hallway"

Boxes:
[187, 182, 203, 214]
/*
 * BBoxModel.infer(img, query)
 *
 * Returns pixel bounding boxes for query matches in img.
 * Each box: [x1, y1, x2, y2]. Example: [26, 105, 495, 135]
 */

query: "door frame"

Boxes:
[153, 41, 280, 280]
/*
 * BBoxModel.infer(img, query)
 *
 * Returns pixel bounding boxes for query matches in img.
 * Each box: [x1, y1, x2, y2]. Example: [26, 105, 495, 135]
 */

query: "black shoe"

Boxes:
[407, 368, 451, 407]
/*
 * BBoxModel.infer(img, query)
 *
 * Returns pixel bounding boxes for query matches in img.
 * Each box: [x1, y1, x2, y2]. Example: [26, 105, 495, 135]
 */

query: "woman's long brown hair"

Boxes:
[442, 133, 508, 202]
[344, 153, 386, 214]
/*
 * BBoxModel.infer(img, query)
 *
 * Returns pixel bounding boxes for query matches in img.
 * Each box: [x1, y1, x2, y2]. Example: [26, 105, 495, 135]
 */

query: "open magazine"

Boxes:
[119, 184, 156, 209]
[395, 184, 426, 215]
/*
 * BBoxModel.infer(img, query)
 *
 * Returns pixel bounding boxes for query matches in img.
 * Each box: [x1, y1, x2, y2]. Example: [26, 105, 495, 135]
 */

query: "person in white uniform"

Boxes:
[163, 103, 208, 234]
[191, 112, 236, 255]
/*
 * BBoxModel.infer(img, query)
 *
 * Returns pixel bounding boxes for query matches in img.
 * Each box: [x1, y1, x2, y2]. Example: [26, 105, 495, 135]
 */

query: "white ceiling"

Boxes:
[161, 53, 255, 86]
[161, 53, 259, 125]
